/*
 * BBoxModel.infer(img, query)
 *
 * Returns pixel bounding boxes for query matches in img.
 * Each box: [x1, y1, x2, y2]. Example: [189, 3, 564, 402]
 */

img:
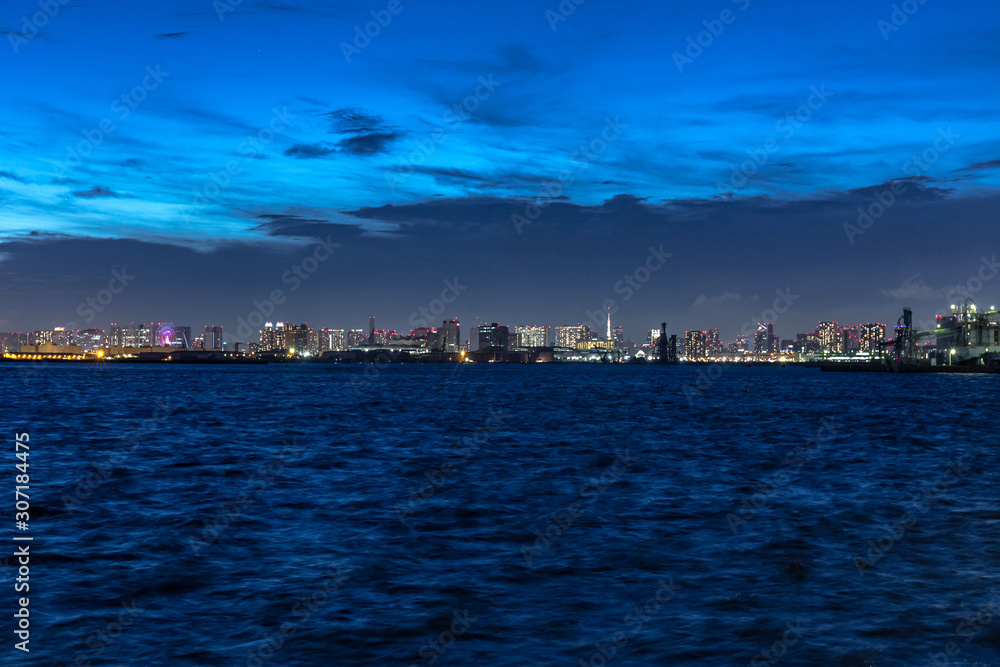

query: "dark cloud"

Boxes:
[841, 177, 953, 203]
[966, 159, 1000, 171]
[0, 171, 23, 182]
[337, 132, 399, 156]
[284, 143, 336, 159]
[250, 1, 353, 16]
[251, 214, 363, 242]
[326, 108, 384, 134]
[154, 32, 188, 40]
[72, 186, 118, 199]
[407, 166, 546, 190]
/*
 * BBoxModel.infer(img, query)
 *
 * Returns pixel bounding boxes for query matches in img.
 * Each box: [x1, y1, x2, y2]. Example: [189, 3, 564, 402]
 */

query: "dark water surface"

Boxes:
[5, 363, 1000, 666]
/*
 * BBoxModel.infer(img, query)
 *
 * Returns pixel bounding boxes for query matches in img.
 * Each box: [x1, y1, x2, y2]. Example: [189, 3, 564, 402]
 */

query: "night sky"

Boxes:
[2, 0, 999, 342]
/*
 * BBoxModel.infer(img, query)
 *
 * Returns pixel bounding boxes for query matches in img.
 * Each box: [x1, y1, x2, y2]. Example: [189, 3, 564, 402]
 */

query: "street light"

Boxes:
[950, 348, 956, 366]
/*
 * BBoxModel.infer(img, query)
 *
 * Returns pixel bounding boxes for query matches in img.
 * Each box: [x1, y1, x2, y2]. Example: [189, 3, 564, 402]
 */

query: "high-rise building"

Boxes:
[285, 323, 318, 354]
[51, 327, 73, 346]
[261, 322, 291, 351]
[754, 323, 775, 355]
[817, 322, 840, 353]
[514, 325, 551, 348]
[612, 325, 624, 350]
[0, 333, 23, 354]
[109, 323, 150, 348]
[77, 329, 104, 353]
[555, 325, 590, 349]
[347, 329, 367, 348]
[319, 329, 346, 352]
[203, 326, 223, 350]
[478, 323, 509, 350]
[684, 330, 707, 359]
[858, 323, 886, 354]
[705, 329, 721, 354]
[647, 328, 661, 347]
[440, 320, 461, 352]
[368, 316, 376, 346]
[29, 330, 54, 346]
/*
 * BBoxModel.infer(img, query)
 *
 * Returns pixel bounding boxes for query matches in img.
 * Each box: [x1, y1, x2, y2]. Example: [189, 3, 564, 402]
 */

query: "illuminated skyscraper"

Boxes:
[858, 323, 886, 353]
[261, 322, 291, 351]
[320, 329, 346, 352]
[555, 325, 590, 349]
[514, 325, 552, 348]
[77, 329, 104, 353]
[612, 325, 624, 350]
[817, 322, 839, 352]
[347, 329, 366, 347]
[754, 323, 775, 355]
[51, 327, 73, 346]
[684, 330, 707, 359]
[705, 328, 721, 354]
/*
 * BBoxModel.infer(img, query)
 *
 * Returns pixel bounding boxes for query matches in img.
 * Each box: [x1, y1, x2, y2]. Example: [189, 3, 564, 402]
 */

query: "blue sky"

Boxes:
[1, 0, 999, 340]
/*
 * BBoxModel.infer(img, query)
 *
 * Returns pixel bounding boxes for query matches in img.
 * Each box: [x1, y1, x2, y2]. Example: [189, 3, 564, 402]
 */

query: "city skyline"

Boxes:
[0, 309, 903, 354]
[1, 1, 999, 340]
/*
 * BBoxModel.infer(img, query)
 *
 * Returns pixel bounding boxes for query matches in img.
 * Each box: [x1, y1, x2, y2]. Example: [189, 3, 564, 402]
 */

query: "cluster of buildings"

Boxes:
[676, 322, 888, 361]
[0, 316, 917, 364]
[1, 323, 226, 357]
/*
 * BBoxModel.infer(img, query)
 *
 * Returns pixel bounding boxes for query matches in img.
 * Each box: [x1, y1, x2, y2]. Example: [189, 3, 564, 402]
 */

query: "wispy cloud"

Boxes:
[72, 186, 118, 199]
[284, 143, 336, 159]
